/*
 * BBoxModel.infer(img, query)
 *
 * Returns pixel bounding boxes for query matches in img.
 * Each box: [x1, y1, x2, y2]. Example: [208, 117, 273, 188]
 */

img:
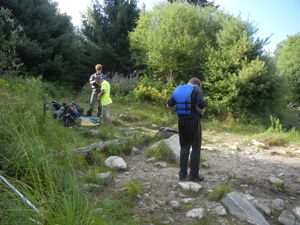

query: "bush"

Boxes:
[125, 180, 144, 200]
[132, 76, 176, 104]
[208, 183, 231, 201]
[110, 78, 138, 96]
[255, 116, 300, 146]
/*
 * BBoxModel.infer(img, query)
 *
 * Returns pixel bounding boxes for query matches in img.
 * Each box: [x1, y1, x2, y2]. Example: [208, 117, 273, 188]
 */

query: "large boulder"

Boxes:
[148, 134, 180, 162]
[222, 192, 270, 225]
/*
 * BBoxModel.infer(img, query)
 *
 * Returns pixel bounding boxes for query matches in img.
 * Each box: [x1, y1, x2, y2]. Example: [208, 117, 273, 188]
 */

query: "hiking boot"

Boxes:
[179, 172, 187, 181]
[179, 175, 187, 181]
[188, 174, 204, 182]
[86, 109, 92, 117]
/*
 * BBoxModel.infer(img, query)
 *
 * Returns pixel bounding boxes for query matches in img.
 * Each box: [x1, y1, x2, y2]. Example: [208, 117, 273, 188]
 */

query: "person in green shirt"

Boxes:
[97, 71, 112, 123]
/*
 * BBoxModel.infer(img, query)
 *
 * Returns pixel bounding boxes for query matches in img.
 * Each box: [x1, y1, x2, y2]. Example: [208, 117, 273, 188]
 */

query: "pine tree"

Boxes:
[1, 0, 80, 85]
[81, 0, 139, 75]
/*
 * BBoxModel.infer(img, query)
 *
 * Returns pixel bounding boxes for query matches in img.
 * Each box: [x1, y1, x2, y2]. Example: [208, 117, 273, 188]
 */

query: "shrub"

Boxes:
[110, 78, 138, 96]
[208, 183, 231, 201]
[125, 180, 144, 200]
[132, 76, 176, 104]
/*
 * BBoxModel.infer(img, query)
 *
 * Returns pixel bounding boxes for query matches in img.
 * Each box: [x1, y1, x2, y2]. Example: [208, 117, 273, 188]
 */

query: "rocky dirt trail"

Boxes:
[112, 126, 300, 225]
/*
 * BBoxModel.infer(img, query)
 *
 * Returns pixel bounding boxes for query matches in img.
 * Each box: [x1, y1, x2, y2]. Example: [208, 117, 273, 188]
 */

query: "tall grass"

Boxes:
[255, 116, 300, 146]
[0, 76, 131, 224]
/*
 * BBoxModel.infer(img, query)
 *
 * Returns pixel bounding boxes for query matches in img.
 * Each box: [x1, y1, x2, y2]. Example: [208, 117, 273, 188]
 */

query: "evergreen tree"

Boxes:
[205, 14, 278, 118]
[1, 0, 81, 86]
[81, 0, 139, 75]
[0, 7, 22, 74]
[276, 33, 300, 103]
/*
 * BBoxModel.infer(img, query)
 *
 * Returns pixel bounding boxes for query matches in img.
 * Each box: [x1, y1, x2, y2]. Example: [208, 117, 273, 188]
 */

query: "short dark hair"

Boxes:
[188, 77, 202, 87]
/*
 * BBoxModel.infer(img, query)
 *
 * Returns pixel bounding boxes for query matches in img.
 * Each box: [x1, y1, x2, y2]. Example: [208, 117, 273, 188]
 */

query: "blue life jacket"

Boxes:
[173, 84, 195, 115]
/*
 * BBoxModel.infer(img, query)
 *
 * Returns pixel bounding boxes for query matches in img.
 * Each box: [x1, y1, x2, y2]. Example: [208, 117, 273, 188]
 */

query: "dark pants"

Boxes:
[178, 118, 202, 179]
[87, 89, 101, 117]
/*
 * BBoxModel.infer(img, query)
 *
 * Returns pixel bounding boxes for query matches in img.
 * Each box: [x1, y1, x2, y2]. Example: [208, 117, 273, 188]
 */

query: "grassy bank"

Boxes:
[1, 76, 299, 225]
[0, 76, 137, 225]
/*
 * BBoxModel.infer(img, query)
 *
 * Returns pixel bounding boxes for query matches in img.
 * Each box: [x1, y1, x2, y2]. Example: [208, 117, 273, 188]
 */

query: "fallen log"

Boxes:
[74, 133, 144, 156]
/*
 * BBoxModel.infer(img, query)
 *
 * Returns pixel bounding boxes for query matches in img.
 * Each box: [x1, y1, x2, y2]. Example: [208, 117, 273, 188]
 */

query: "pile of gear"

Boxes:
[45, 101, 84, 127]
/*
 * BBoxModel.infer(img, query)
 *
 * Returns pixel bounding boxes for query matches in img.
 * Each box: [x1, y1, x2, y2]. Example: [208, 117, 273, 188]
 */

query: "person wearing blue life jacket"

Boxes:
[167, 77, 205, 182]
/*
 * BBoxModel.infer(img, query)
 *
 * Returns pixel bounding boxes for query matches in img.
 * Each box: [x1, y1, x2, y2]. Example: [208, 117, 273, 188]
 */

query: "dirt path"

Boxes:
[112, 128, 300, 225]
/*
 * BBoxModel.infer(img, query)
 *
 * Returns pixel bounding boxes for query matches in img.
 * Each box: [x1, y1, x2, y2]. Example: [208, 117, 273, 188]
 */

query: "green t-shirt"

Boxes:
[100, 80, 112, 106]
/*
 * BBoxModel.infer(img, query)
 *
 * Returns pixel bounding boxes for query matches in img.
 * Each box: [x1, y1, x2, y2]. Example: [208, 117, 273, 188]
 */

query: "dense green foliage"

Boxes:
[1, 0, 84, 86]
[130, 3, 219, 80]
[81, 0, 140, 74]
[275, 33, 300, 103]
[206, 14, 280, 119]
[0, 7, 21, 74]
[1, 1, 300, 223]
[130, 3, 280, 121]
[168, 0, 215, 7]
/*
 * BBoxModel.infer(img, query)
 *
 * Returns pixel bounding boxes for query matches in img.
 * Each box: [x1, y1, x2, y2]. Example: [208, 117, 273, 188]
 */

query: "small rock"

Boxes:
[278, 210, 298, 225]
[146, 157, 156, 163]
[96, 172, 112, 183]
[169, 200, 180, 209]
[231, 143, 241, 151]
[186, 208, 205, 219]
[256, 202, 272, 216]
[293, 207, 300, 220]
[81, 183, 102, 192]
[295, 150, 300, 154]
[143, 193, 150, 199]
[90, 129, 100, 136]
[244, 194, 256, 203]
[182, 198, 194, 203]
[202, 145, 215, 151]
[178, 182, 202, 192]
[218, 218, 229, 225]
[152, 123, 158, 128]
[294, 177, 300, 183]
[214, 205, 227, 216]
[104, 156, 127, 170]
[154, 161, 167, 168]
[136, 194, 142, 199]
[285, 182, 300, 194]
[251, 139, 266, 148]
[271, 199, 285, 211]
[131, 147, 140, 155]
[268, 176, 284, 184]
[202, 161, 209, 168]
[93, 208, 103, 214]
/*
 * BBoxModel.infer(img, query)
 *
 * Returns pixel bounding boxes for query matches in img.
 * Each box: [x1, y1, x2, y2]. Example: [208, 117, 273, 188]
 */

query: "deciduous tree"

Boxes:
[276, 33, 300, 103]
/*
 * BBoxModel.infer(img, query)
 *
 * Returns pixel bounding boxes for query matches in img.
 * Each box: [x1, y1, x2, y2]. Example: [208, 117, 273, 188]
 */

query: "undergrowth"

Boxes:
[0, 76, 136, 225]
